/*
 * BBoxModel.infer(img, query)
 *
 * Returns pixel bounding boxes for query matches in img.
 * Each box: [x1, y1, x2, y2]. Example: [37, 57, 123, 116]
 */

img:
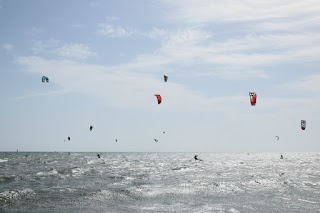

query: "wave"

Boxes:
[0, 189, 35, 206]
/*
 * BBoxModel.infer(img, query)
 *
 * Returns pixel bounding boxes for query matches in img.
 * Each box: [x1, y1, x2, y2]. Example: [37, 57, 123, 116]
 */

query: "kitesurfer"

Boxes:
[154, 139, 158, 142]
[97, 154, 100, 158]
[280, 155, 283, 159]
[194, 155, 203, 161]
[90, 126, 93, 131]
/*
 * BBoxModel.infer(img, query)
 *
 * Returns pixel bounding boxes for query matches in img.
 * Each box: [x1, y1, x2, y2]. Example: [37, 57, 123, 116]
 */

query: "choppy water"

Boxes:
[1, 152, 320, 213]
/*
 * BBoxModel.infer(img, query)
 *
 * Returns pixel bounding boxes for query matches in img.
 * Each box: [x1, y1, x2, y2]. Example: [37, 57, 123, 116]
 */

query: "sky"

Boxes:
[1, 0, 320, 152]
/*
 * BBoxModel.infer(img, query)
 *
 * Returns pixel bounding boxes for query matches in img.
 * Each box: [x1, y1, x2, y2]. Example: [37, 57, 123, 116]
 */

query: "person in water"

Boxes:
[280, 154, 283, 159]
[97, 154, 100, 158]
[194, 155, 203, 161]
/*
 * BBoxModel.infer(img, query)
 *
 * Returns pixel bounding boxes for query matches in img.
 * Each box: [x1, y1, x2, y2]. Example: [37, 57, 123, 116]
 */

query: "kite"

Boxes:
[42, 76, 49, 83]
[154, 94, 162, 104]
[164, 75, 168, 82]
[301, 120, 306, 130]
[249, 92, 257, 106]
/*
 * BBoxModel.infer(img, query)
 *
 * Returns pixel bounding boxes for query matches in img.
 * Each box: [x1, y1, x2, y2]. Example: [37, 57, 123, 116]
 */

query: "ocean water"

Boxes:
[0, 152, 320, 213]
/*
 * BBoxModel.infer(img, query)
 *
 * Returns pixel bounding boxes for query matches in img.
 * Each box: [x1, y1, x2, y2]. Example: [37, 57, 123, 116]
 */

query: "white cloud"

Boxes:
[31, 40, 96, 60]
[2, 43, 13, 51]
[54, 43, 96, 60]
[119, 27, 319, 79]
[154, 0, 320, 74]
[97, 23, 135, 37]
[164, 0, 320, 23]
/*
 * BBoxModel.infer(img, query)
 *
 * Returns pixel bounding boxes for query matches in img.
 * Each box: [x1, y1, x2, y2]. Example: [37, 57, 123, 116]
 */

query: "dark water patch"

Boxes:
[0, 175, 16, 184]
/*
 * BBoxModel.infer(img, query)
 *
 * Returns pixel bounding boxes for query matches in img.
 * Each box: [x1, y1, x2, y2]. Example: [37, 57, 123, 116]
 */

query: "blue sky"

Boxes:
[1, 0, 320, 152]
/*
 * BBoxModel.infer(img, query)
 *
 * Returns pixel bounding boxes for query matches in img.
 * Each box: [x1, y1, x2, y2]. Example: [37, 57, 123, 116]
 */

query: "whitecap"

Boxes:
[228, 208, 240, 213]
[0, 189, 35, 203]
[0, 158, 8, 163]
[298, 198, 318, 204]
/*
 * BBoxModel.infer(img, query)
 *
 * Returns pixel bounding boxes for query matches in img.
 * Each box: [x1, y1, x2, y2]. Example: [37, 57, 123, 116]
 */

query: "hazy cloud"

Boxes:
[2, 43, 13, 51]
[143, 27, 168, 39]
[16, 56, 232, 112]
[281, 74, 320, 94]
[97, 23, 135, 37]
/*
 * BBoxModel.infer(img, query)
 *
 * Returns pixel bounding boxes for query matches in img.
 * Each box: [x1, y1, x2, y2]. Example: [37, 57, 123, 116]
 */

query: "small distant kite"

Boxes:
[154, 94, 162, 104]
[115, 139, 118, 142]
[301, 120, 306, 130]
[249, 92, 257, 106]
[275, 136, 279, 141]
[90, 126, 93, 131]
[154, 139, 158, 142]
[163, 131, 165, 134]
[164, 75, 168, 82]
[68, 137, 71, 141]
[42, 76, 49, 83]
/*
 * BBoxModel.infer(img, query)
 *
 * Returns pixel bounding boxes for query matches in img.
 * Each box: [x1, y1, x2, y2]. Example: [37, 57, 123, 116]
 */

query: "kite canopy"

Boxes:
[249, 92, 257, 106]
[154, 94, 162, 104]
[42, 76, 49, 83]
[90, 126, 93, 131]
[276, 136, 279, 140]
[301, 120, 306, 130]
[164, 75, 168, 82]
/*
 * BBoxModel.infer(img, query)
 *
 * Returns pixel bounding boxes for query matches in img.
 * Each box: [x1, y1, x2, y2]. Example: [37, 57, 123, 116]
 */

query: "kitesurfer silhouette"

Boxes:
[194, 155, 203, 161]
[97, 154, 100, 158]
[280, 154, 283, 159]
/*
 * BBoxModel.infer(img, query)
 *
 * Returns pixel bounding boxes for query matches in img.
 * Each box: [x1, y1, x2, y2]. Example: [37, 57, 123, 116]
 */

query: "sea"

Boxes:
[0, 152, 320, 213]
